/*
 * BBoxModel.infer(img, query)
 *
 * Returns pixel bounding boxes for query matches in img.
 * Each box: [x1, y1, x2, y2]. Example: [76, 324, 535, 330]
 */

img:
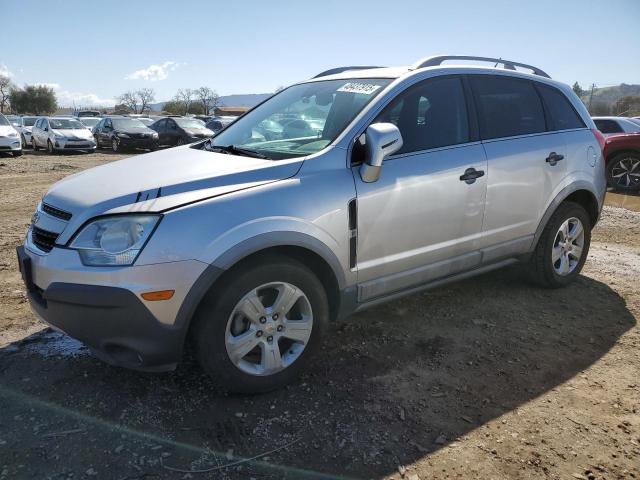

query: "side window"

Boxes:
[537, 85, 585, 131]
[375, 76, 470, 154]
[470, 76, 546, 140]
[594, 119, 623, 134]
[105, 119, 112, 129]
[168, 120, 177, 130]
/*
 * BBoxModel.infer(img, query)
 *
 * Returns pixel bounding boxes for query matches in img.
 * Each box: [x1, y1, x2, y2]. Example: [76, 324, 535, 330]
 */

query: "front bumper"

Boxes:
[118, 137, 158, 149]
[0, 136, 22, 151]
[55, 138, 96, 151]
[17, 245, 209, 371]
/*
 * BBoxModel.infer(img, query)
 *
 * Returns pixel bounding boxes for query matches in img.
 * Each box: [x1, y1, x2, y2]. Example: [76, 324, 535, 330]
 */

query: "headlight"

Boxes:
[8, 132, 18, 137]
[151, 132, 158, 137]
[54, 134, 66, 140]
[116, 132, 130, 138]
[70, 215, 161, 266]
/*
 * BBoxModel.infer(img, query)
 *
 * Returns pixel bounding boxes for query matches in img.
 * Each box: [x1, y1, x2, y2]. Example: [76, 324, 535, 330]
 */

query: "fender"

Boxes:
[529, 180, 601, 251]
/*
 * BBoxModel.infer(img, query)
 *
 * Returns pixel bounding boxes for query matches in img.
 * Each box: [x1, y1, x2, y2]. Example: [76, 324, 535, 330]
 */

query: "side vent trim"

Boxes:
[348, 198, 357, 269]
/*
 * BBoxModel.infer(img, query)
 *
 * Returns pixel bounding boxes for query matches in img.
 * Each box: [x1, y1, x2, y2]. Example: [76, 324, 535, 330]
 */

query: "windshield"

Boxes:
[0, 114, 9, 126]
[79, 117, 100, 127]
[138, 118, 154, 126]
[209, 78, 391, 160]
[6, 115, 20, 124]
[175, 118, 206, 129]
[112, 118, 146, 129]
[23, 117, 37, 126]
[50, 118, 85, 129]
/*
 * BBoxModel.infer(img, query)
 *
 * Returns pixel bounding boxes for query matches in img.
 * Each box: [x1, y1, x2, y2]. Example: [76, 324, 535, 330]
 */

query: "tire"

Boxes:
[192, 257, 329, 393]
[111, 138, 119, 152]
[47, 140, 54, 154]
[606, 153, 640, 191]
[32, 138, 39, 151]
[526, 201, 591, 288]
[21, 134, 27, 149]
[94, 135, 100, 148]
[13, 150, 23, 157]
[176, 137, 184, 146]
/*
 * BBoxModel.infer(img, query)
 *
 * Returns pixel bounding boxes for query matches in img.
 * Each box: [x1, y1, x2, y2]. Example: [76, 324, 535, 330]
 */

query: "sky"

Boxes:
[2, 0, 639, 107]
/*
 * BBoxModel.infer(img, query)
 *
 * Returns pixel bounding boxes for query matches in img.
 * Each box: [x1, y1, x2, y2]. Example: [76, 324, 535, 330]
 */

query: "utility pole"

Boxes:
[588, 83, 596, 112]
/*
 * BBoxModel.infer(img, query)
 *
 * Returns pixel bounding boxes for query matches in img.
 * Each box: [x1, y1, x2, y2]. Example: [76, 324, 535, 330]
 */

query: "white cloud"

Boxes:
[0, 64, 13, 78]
[35, 83, 115, 107]
[125, 61, 180, 81]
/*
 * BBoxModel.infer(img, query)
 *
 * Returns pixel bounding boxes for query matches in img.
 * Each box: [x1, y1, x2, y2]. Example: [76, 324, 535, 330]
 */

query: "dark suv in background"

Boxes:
[150, 117, 214, 146]
[93, 117, 159, 152]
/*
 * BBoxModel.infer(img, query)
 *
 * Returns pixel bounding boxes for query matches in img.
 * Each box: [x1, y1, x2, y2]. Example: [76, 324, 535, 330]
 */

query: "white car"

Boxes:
[31, 117, 97, 153]
[592, 116, 640, 136]
[78, 116, 102, 131]
[0, 113, 22, 156]
[14, 116, 39, 148]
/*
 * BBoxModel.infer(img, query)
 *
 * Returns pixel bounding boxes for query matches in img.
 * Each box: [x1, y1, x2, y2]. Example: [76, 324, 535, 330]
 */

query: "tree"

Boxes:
[9, 85, 57, 114]
[589, 101, 610, 116]
[116, 91, 139, 113]
[137, 88, 155, 114]
[572, 82, 584, 98]
[613, 95, 640, 116]
[161, 100, 185, 115]
[195, 87, 220, 115]
[0, 75, 12, 112]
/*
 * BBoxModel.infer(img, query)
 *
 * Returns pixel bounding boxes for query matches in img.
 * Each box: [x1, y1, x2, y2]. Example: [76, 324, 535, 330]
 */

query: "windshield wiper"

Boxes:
[207, 143, 271, 160]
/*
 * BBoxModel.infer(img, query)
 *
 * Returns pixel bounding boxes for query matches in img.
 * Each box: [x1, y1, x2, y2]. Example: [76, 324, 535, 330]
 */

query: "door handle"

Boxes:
[545, 152, 564, 165]
[459, 167, 485, 184]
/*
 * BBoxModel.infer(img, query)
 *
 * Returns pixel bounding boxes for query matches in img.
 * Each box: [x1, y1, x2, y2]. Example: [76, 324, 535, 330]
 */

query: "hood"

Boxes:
[116, 127, 155, 134]
[0, 125, 18, 136]
[43, 145, 304, 242]
[185, 128, 214, 137]
[53, 128, 93, 139]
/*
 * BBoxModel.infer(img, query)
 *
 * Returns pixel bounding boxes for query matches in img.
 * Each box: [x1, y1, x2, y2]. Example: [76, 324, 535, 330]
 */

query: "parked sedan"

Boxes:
[150, 117, 214, 147]
[93, 117, 159, 152]
[31, 117, 96, 153]
[13, 116, 39, 148]
[0, 113, 22, 156]
[593, 116, 640, 135]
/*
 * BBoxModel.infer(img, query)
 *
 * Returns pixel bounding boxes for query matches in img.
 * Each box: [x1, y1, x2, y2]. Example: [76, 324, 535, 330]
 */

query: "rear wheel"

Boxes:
[606, 153, 640, 191]
[192, 257, 328, 393]
[526, 202, 591, 288]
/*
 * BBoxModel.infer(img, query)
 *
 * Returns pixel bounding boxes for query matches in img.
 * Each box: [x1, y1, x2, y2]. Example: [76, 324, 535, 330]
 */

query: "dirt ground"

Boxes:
[0, 149, 638, 480]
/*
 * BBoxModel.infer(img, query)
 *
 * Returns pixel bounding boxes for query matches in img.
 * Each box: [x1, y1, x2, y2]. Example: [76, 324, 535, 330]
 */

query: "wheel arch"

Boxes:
[174, 233, 347, 350]
[530, 183, 600, 252]
[606, 148, 640, 164]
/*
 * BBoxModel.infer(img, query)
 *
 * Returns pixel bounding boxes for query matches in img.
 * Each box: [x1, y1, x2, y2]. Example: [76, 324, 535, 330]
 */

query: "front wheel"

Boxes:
[13, 150, 23, 157]
[606, 153, 640, 191]
[111, 138, 119, 152]
[526, 202, 591, 288]
[47, 140, 55, 154]
[32, 138, 39, 151]
[192, 257, 329, 393]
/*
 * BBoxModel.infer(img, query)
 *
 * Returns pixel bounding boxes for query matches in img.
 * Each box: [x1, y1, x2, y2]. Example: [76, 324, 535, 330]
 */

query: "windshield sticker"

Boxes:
[337, 82, 382, 95]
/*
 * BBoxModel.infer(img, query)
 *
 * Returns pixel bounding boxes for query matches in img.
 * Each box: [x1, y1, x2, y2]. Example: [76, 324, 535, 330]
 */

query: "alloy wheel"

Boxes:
[112, 138, 119, 152]
[611, 157, 640, 188]
[552, 217, 585, 276]
[225, 282, 313, 376]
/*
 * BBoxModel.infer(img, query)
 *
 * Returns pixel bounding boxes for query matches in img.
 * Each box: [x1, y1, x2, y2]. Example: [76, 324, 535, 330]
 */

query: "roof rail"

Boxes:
[312, 66, 384, 79]
[411, 55, 550, 78]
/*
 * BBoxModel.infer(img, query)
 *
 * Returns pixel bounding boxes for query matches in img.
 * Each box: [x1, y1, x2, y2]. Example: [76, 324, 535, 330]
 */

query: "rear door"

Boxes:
[470, 75, 567, 253]
[353, 75, 488, 300]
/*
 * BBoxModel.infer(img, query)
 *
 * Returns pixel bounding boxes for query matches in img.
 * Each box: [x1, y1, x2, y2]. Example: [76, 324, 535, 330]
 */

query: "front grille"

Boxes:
[65, 143, 91, 149]
[130, 133, 149, 139]
[31, 226, 59, 253]
[42, 203, 72, 221]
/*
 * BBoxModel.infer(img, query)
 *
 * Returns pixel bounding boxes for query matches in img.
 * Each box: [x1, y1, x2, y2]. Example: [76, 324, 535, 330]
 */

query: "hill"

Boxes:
[150, 92, 272, 112]
[580, 83, 640, 105]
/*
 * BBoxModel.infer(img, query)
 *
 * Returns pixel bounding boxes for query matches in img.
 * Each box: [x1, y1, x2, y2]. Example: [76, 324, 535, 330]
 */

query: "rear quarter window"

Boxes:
[594, 119, 623, 134]
[470, 76, 546, 140]
[537, 85, 585, 131]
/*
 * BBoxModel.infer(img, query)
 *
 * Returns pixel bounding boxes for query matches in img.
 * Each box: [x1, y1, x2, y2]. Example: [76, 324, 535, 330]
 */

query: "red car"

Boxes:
[603, 133, 640, 191]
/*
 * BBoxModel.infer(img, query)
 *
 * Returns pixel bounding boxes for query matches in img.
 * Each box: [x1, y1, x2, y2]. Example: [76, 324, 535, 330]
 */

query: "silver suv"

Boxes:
[17, 56, 606, 393]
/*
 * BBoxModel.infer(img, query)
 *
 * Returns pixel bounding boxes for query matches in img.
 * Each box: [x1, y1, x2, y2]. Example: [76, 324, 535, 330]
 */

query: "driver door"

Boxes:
[352, 75, 488, 301]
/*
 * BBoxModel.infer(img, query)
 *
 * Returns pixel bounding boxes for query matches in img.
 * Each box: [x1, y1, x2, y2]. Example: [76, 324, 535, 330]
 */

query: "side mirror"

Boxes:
[44, 127, 48, 132]
[360, 123, 403, 183]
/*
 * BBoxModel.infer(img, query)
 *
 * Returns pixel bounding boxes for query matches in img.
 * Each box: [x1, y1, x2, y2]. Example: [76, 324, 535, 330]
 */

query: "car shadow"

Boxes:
[0, 267, 635, 479]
